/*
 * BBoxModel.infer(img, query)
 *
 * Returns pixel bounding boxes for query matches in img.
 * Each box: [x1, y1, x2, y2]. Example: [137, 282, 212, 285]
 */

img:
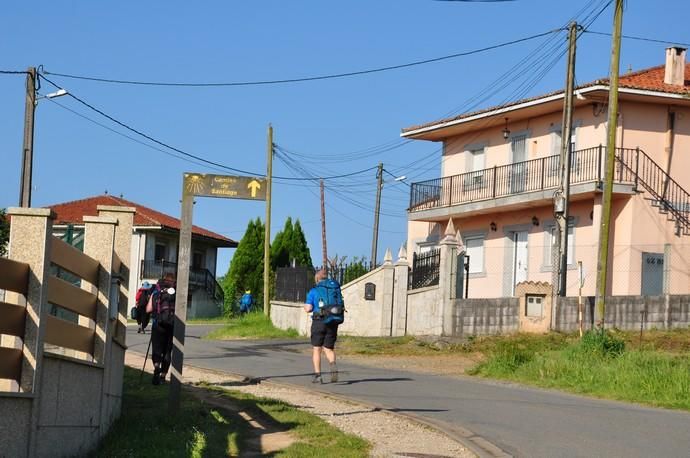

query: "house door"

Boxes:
[510, 134, 527, 193]
[512, 231, 528, 294]
[641, 252, 664, 296]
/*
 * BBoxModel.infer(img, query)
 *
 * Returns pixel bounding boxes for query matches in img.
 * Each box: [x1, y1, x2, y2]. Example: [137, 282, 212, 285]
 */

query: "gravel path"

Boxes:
[125, 352, 473, 458]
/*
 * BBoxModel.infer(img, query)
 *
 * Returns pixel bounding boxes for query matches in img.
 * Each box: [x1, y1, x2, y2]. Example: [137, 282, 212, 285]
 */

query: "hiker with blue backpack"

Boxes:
[304, 268, 345, 384]
[239, 290, 254, 315]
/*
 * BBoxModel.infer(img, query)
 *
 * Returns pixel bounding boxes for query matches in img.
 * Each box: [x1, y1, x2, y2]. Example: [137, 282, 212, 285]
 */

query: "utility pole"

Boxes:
[595, 0, 624, 327]
[18, 67, 37, 207]
[320, 179, 328, 269]
[371, 163, 383, 268]
[263, 124, 273, 315]
[555, 22, 578, 297]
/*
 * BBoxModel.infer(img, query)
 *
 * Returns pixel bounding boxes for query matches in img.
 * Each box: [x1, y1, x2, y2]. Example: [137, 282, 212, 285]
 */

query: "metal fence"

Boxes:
[409, 248, 441, 290]
[275, 266, 313, 302]
[274, 262, 376, 302]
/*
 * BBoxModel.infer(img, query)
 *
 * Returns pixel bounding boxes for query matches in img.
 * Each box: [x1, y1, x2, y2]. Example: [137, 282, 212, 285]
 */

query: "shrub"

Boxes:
[578, 329, 626, 358]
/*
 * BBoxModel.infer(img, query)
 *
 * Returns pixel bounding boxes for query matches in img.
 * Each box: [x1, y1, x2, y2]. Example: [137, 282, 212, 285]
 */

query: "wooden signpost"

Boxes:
[169, 171, 267, 412]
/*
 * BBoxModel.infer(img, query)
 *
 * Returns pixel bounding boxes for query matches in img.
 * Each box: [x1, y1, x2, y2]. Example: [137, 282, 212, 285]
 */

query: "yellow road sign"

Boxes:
[183, 173, 267, 200]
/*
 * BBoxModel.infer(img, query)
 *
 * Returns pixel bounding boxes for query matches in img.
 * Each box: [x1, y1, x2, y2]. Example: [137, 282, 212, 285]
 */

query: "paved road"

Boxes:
[128, 325, 690, 458]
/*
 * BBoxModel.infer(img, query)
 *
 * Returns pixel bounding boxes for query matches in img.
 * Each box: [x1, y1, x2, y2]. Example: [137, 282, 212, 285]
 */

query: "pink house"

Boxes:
[402, 47, 690, 299]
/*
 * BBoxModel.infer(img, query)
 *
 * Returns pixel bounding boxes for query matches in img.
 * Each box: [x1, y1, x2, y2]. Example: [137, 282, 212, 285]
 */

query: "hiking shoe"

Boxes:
[311, 374, 323, 384]
[152, 365, 161, 385]
[330, 363, 338, 383]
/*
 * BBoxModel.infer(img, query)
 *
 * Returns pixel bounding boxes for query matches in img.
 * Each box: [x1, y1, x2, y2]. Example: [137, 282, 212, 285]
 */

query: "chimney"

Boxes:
[664, 47, 686, 86]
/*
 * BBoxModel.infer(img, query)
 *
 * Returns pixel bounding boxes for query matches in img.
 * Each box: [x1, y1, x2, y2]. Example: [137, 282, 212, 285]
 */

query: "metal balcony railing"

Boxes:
[409, 146, 609, 211]
[140, 259, 224, 305]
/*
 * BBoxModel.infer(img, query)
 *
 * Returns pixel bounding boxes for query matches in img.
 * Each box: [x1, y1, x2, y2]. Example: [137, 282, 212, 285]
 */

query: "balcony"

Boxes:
[140, 259, 224, 305]
[409, 147, 638, 220]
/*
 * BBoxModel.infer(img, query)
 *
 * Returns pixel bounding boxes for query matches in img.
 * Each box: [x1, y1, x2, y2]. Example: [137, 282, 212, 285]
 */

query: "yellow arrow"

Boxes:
[248, 180, 261, 197]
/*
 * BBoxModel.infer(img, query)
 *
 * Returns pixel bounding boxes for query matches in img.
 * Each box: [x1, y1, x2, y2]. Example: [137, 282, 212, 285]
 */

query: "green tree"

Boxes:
[0, 208, 9, 257]
[221, 218, 265, 315]
[270, 217, 312, 269]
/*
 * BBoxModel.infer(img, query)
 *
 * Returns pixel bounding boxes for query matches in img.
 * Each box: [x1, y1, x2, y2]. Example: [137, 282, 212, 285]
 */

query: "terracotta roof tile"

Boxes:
[48, 194, 237, 247]
[402, 62, 690, 134]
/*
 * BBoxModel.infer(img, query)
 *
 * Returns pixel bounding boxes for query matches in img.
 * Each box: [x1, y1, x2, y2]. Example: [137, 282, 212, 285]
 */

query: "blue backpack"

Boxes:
[313, 279, 345, 325]
[239, 293, 253, 312]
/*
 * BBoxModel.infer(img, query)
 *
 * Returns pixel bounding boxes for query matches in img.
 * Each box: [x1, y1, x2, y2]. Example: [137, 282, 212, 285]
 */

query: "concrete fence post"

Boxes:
[82, 215, 117, 439]
[380, 248, 395, 336]
[82, 216, 117, 364]
[5, 208, 54, 392]
[439, 219, 460, 336]
[97, 206, 135, 343]
[393, 245, 410, 336]
[6, 207, 55, 457]
[96, 205, 134, 430]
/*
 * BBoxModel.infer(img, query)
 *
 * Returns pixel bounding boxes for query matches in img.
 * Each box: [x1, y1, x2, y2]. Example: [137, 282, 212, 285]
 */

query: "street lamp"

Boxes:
[19, 67, 69, 207]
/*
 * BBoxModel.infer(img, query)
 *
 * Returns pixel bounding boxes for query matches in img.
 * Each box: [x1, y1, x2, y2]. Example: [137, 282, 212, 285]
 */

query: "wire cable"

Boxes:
[38, 73, 378, 181]
[41, 30, 562, 88]
[583, 30, 690, 47]
[0, 70, 28, 75]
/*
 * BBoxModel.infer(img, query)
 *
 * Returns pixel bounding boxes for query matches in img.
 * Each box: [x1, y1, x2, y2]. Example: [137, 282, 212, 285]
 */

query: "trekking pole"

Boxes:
[140, 332, 153, 382]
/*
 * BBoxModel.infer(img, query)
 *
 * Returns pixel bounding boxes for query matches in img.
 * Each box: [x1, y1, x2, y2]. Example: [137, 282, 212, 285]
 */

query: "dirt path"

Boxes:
[125, 352, 473, 458]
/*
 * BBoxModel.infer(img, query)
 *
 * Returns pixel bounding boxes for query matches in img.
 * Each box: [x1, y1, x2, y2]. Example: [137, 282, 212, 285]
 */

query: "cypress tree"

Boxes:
[221, 217, 265, 314]
[0, 209, 8, 257]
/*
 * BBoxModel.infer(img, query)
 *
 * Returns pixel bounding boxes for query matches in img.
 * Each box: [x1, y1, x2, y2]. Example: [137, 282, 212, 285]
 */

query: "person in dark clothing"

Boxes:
[148, 272, 176, 385]
[134, 281, 153, 333]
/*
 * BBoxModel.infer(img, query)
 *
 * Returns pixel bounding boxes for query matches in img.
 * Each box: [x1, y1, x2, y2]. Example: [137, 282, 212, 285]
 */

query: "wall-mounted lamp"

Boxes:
[502, 118, 510, 139]
[532, 216, 540, 226]
[490, 221, 497, 232]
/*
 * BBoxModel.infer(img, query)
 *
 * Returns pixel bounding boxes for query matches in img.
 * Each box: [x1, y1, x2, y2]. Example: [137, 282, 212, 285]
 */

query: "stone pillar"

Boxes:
[97, 205, 135, 344]
[392, 245, 410, 336]
[7, 208, 55, 458]
[96, 206, 134, 428]
[439, 219, 460, 336]
[6, 208, 54, 393]
[82, 216, 117, 439]
[380, 248, 395, 336]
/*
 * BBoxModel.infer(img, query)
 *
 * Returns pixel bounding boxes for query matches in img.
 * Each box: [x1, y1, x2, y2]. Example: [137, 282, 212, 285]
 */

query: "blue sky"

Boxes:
[1, 1, 688, 276]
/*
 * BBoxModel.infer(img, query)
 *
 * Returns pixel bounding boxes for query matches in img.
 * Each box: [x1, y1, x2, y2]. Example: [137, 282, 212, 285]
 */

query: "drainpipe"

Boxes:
[663, 109, 676, 200]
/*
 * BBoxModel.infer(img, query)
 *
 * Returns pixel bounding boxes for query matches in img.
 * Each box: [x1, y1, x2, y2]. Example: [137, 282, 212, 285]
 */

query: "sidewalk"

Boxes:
[125, 352, 473, 458]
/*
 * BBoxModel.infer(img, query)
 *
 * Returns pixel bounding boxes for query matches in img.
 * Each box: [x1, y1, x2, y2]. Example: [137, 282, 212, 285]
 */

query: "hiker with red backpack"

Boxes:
[304, 268, 345, 384]
[133, 281, 153, 333]
[147, 272, 177, 385]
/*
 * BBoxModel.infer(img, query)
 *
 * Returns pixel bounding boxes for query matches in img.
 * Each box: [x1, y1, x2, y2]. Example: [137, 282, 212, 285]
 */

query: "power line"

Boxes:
[38, 73, 377, 181]
[41, 30, 562, 88]
[583, 29, 690, 47]
[0, 70, 28, 75]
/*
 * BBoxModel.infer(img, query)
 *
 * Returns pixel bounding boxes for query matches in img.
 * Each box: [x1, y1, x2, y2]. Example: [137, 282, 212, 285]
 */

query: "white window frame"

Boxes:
[464, 235, 485, 275]
[543, 222, 575, 269]
[463, 143, 487, 191]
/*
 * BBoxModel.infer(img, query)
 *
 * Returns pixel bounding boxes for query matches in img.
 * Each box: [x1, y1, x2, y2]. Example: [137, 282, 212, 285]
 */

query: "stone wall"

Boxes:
[406, 286, 442, 335]
[554, 295, 690, 332]
[270, 301, 309, 336]
[339, 267, 390, 337]
[453, 298, 520, 337]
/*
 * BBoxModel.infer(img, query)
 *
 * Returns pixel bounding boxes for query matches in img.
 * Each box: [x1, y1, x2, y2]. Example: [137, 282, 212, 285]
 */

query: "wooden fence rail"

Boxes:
[0, 257, 29, 295]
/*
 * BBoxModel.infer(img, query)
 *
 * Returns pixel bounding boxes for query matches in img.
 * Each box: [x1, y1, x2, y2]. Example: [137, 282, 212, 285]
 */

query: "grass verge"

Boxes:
[470, 329, 690, 411]
[96, 367, 369, 457]
[205, 311, 299, 340]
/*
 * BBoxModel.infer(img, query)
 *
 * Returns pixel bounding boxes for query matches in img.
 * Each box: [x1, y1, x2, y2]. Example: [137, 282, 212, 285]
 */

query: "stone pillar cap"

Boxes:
[7, 207, 55, 218]
[97, 205, 136, 214]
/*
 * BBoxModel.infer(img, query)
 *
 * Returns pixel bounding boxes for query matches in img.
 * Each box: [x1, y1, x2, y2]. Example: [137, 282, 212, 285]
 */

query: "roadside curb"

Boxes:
[178, 360, 512, 458]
